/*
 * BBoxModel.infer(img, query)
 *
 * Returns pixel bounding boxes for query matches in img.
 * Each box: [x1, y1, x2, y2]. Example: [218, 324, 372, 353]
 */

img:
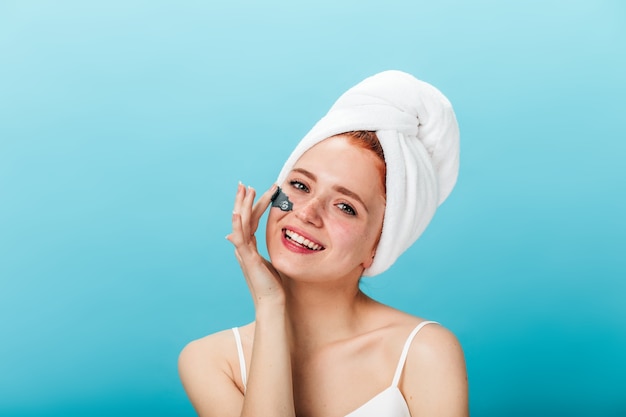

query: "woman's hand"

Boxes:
[226, 183, 285, 308]
[227, 183, 295, 417]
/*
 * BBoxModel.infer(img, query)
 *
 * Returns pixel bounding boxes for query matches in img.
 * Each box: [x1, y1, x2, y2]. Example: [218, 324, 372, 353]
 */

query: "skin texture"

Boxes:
[178, 135, 469, 417]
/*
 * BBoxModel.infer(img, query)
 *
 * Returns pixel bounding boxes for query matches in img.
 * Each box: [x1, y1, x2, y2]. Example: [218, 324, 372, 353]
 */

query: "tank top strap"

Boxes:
[231, 327, 247, 391]
[391, 321, 438, 387]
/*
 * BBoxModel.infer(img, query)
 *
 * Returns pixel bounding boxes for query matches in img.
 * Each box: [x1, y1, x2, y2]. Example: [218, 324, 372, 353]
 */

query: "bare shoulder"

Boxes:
[178, 327, 250, 417]
[409, 321, 465, 363]
[178, 329, 238, 366]
[402, 322, 469, 416]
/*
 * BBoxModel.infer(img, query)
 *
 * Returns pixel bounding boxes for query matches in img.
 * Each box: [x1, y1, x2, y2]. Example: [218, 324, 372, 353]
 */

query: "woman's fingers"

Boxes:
[251, 184, 278, 233]
[226, 183, 286, 303]
[226, 183, 246, 247]
[233, 182, 245, 216]
[240, 186, 256, 238]
[227, 182, 273, 253]
[227, 211, 243, 246]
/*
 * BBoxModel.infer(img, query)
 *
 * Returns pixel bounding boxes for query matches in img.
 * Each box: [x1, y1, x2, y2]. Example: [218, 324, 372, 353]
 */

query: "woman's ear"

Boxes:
[362, 249, 376, 269]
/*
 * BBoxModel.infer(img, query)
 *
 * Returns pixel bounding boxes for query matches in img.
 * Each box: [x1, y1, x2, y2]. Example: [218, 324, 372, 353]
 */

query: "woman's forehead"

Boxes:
[294, 137, 376, 171]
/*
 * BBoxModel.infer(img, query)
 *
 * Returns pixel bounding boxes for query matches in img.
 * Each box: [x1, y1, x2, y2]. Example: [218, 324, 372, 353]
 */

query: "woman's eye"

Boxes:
[290, 180, 309, 192]
[337, 203, 356, 216]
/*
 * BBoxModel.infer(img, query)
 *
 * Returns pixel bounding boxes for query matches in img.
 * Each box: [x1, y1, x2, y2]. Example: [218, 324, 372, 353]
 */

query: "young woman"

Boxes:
[179, 71, 468, 417]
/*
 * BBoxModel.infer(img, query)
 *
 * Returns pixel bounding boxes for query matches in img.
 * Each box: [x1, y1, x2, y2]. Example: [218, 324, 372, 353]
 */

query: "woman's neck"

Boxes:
[281, 276, 372, 351]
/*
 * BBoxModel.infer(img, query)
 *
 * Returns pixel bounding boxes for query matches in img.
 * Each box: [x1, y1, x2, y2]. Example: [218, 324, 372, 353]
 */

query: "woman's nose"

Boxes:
[294, 198, 323, 227]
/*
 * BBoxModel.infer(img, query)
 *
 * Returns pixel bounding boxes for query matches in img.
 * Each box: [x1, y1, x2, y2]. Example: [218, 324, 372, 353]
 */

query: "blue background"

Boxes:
[1, 1, 625, 416]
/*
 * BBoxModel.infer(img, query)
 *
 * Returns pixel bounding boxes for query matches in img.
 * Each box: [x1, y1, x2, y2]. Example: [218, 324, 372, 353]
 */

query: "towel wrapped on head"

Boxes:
[276, 70, 460, 277]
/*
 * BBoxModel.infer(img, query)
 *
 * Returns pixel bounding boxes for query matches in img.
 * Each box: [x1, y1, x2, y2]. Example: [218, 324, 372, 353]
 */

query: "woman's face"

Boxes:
[266, 135, 386, 284]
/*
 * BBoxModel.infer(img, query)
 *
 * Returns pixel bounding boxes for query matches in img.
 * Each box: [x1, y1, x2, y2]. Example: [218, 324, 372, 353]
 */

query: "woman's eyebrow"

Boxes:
[292, 167, 316, 181]
[333, 185, 368, 213]
[292, 168, 368, 214]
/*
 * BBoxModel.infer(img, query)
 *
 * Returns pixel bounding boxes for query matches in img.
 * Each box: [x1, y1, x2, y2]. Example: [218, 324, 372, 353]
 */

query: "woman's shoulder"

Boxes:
[367, 303, 468, 413]
[385, 308, 459, 346]
[178, 325, 256, 415]
[401, 319, 465, 368]
[385, 309, 462, 359]
[367, 302, 464, 370]
[393, 316, 468, 415]
[178, 329, 229, 383]
[366, 300, 439, 337]
[180, 322, 256, 361]
[178, 323, 255, 390]
[179, 328, 229, 361]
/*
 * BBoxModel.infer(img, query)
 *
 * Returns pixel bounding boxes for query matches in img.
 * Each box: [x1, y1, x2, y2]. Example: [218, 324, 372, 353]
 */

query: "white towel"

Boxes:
[276, 70, 460, 276]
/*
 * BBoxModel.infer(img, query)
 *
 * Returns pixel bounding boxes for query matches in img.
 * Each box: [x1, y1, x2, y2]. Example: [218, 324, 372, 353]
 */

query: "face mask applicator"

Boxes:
[271, 186, 293, 211]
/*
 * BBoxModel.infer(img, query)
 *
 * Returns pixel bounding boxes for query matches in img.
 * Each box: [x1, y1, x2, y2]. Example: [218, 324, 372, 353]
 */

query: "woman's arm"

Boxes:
[402, 325, 469, 417]
[179, 183, 295, 417]
[242, 299, 294, 416]
[229, 183, 295, 416]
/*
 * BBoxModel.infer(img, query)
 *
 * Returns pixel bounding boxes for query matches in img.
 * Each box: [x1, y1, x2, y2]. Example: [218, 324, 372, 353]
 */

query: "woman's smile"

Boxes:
[282, 228, 325, 252]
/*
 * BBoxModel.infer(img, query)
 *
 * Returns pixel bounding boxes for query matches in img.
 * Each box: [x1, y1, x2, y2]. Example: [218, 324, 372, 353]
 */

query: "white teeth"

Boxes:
[285, 229, 323, 251]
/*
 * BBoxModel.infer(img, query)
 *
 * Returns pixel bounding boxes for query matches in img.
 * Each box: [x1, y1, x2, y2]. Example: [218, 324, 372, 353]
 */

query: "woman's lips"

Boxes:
[282, 228, 325, 252]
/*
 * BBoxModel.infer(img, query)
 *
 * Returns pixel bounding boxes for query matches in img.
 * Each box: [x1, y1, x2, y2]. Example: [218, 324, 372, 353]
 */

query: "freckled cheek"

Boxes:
[331, 222, 370, 247]
[267, 208, 279, 223]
